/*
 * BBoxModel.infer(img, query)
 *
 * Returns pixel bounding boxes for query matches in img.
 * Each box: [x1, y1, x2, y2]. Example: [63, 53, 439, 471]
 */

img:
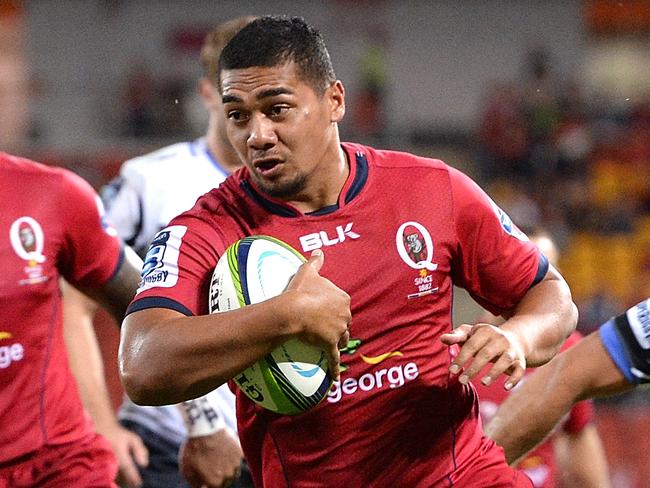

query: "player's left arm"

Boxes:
[443, 264, 576, 388]
[441, 167, 577, 388]
[501, 263, 577, 368]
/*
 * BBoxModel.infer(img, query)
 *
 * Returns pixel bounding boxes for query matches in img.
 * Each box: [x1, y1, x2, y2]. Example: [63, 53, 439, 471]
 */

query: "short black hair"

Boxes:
[219, 16, 336, 95]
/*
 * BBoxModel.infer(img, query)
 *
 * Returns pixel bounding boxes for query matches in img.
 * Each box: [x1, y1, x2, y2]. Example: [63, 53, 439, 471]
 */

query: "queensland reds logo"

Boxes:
[10, 217, 46, 263]
[404, 233, 426, 263]
[395, 221, 437, 271]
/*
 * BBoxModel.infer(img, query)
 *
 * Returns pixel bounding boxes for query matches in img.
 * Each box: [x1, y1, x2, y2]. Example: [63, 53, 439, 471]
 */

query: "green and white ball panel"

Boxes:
[269, 338, 329, 398]
[242, 236, 305, 304]
[209, 235, 332, 415]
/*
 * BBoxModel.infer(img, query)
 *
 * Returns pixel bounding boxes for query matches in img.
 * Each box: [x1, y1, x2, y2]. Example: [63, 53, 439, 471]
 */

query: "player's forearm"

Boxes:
[501, 267, 577, 367]
[120, 294, 300, 406]
[485, 351, 579, 463]
[179, 390, 229, 439]
[63, 284, 120, 432]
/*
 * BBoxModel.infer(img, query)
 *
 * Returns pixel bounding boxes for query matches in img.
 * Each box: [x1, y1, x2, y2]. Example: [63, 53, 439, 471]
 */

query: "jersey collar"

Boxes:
[191, 137, 229, 178]
[240, 145, 369, 218]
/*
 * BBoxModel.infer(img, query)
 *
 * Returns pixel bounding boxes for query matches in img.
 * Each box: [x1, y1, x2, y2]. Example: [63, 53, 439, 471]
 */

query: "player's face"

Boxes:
[221, 62, 345, 200]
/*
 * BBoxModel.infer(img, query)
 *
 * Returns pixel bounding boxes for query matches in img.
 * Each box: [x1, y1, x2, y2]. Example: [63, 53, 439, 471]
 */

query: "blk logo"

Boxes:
[299, 223, 360, 252]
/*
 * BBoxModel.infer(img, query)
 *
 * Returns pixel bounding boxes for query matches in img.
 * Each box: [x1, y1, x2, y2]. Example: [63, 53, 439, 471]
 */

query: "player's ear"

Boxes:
[327, 80, 345, 123]
[198, 77, 219, 110]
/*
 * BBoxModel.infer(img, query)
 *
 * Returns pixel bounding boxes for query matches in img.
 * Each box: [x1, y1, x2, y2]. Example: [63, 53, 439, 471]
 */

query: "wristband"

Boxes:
[182, 390, 227, 438]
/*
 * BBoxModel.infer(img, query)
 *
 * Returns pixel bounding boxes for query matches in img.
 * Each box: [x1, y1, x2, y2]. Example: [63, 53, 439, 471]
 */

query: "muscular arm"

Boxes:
[78, 246, 144, 323]
[120, 251, 351, 406]
[499, 264, 577, 367]
[485, 330, 632, 464]
[442, 265, 577, 389]
[62, 281, 113, 432]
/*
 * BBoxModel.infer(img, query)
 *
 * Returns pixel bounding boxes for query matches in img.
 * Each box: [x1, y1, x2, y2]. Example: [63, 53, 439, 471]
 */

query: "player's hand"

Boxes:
[285, 249, 351, 380]
[180, 429, 243, 488]
[440, 323, 527, 390]
[103, 423, 149, 488]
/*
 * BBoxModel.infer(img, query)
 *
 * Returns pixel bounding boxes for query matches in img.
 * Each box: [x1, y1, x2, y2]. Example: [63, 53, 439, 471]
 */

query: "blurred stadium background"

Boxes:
[1, 1, 649, 485]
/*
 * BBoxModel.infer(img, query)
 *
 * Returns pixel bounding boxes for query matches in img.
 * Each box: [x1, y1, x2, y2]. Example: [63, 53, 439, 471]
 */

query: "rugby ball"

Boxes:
[209, 235, 332, 415]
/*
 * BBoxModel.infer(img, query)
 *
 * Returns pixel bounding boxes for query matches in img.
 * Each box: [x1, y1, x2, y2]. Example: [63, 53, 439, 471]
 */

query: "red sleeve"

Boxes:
[449, 167, 546, 316]
[58, 169, 122, 288]
[127, 213, 225, 317]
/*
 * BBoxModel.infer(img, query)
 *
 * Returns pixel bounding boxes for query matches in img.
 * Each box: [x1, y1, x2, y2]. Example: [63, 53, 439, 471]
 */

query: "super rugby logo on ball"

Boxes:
[209, 235, 332, 415]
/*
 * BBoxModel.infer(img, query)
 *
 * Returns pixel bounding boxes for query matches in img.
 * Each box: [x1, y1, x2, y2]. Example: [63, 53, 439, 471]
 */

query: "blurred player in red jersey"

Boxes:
[119, 16, 577, 487]
[62, 17, 256, 488]
[473, 230, 610, 487]
[0, 152, 142, 487]
[62, 282, 149, 488]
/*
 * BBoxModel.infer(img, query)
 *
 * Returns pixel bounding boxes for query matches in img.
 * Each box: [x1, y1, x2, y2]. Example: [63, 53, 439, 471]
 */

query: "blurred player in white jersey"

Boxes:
[64, 16, 255, 488]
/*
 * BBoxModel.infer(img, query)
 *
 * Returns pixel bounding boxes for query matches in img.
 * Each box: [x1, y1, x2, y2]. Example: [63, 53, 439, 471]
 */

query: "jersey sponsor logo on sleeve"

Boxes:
[137, 225, 187, 293]
[487, 200, 529, 241]
[299, 222, 360, 252]
[0, 332, 24, 369]
[627, 299, 650, 350]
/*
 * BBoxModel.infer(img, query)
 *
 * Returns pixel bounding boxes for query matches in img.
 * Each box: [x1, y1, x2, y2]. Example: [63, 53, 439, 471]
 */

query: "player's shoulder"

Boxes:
[120, 141, 195, 177]
[347, 142, 451, 173]
[1, 151, 60, 177]
[177, 168, 245, 219]
[0, 151, 87, 192]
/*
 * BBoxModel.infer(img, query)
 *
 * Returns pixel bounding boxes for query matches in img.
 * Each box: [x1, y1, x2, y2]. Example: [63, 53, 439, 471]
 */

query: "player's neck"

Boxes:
[285, 143, 349, 214]
[205, 121, 243, 175]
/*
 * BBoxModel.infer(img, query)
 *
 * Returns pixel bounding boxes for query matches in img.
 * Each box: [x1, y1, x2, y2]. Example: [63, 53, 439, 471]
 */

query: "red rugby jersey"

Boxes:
[129, 143, 546, 487]
[0, 153, 122, 463]
[474, 332, 594, 488]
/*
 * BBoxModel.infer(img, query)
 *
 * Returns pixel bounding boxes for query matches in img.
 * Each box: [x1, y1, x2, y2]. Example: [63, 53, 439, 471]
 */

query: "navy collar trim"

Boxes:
[240, 149, 369, 218]
[240, 180, 297, 217]
[345, 151, 368, 204]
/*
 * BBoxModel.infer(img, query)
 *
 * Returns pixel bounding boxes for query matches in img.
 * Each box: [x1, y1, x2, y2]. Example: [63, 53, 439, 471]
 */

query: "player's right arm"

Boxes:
[120, 249, 350, 406]
[484, 327, 633, 464]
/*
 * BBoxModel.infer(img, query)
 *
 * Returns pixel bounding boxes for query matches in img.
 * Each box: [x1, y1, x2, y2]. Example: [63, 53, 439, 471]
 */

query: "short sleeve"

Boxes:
[58, 170, 123, 288]
[449, 167, 546, 316]
[102, 173, 143, 251]
[126, 213, 225, 317]
[600, 299, 650, 385]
